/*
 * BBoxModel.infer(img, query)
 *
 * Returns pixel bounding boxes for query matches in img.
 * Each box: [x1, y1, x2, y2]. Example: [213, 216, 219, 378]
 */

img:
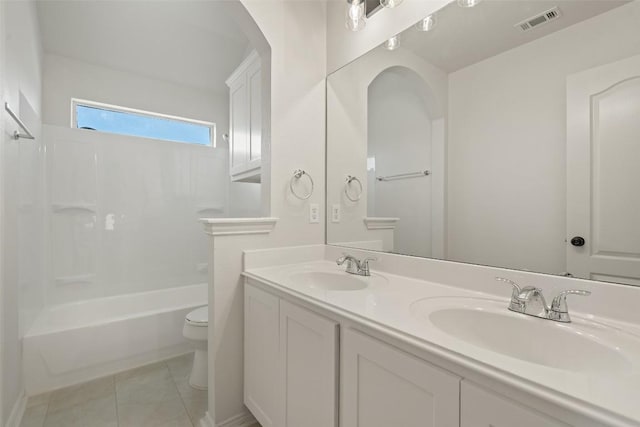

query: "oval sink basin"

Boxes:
[289, 271, 385, 292]
[411, 297, 636, 373]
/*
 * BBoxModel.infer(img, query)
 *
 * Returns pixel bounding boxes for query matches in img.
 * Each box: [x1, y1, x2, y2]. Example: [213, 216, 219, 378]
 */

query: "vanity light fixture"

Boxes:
[346, 0, 366, 31]
[457, 0, 482, 7]
[380, 0, 404, 8]
[415, 14, 436, 31]
[383, 35, 400, 51]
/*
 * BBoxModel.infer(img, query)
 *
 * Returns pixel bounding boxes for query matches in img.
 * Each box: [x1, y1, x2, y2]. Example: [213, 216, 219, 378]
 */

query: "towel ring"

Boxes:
[344, 175, 363, 202]
[290, 169, 314, 200]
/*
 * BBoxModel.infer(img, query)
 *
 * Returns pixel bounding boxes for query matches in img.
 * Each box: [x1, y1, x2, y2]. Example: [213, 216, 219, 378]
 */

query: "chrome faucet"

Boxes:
[496, 277, 591, 323]
[336, 254, 377, 277]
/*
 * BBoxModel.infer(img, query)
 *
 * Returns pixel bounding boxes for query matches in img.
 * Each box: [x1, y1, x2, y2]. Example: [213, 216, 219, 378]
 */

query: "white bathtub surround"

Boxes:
[23, 283, 207, 395]
[44, 125, 224, 306]
[242, 244, 640, 426]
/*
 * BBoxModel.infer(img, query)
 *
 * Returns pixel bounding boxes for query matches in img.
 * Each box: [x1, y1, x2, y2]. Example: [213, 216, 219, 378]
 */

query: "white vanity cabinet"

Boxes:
[461, 381, 569, 427]
[341, 329, 460, 427]
[245, 278, 599, 427]
[244, 283, 339, 427]
[226, 50, 262, 183]
[244, 283, 280, 427]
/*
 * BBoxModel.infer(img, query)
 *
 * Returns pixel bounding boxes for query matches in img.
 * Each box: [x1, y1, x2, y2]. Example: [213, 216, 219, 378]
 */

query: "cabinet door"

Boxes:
[229, 77, 249, 176]
[280, 300, 338, 427]
[461, 381, 570, 427]
[244, 284, 280, 427]
[341, 329, 460, 427]
[247, 58, 262, 166]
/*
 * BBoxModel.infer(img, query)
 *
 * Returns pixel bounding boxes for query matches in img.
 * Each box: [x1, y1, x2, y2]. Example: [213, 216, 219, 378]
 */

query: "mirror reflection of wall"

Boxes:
[367, 66, 445, 258]
[327, 0, 640, 286]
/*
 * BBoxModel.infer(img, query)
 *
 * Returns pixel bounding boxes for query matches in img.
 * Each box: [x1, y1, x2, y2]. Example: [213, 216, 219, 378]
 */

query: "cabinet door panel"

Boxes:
[244, 284, 280, 427]
[280, 300, 338, 427]
[461, 381, 570, 427]
[230, 80, 249, 173]
[247, 59, 262, 164]
[341, 329, 460, 427]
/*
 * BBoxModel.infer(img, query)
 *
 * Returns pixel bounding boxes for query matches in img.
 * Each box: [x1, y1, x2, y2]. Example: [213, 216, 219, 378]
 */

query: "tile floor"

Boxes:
[20, 353, 210, 427]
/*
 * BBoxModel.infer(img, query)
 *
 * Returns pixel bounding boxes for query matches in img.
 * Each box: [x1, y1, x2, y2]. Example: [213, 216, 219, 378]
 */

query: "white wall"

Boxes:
[1, 0, 44, 422]
[447, 1, 640, 275]
[42, 53, 229, 144]
[208, 0, 327, 423]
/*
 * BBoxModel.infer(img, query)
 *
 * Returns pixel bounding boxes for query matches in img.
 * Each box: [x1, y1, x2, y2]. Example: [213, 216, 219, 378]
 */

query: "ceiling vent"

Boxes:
[515, 7, 562, 32]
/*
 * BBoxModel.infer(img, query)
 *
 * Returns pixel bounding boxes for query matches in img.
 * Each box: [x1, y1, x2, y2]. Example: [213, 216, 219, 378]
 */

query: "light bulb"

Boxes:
[383, 35, 400, 51]
[346, 0, 366, 31]
[380, 0, 404, 8]
[457, 0, 482, 7]
[415, 14, 436, 32]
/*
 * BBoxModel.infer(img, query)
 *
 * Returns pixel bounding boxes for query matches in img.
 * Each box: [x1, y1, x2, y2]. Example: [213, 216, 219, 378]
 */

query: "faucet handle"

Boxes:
[360, 257, 377, 275]
[549, 289, 591, 322]
[550, 289, 591, 312]
[495, 277, 522, 299]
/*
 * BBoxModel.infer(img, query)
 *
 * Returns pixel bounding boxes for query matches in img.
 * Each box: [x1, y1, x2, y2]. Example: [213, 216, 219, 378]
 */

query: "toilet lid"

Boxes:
[186, 306, 208, 325]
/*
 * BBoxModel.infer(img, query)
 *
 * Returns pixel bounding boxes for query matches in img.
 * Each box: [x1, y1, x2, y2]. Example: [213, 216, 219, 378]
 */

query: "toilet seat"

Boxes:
[186, 306, 208, 326]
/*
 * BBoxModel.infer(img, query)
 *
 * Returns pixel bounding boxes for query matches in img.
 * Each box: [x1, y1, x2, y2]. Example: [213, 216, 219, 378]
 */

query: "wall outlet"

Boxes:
[309, 203, 320, 223]
[332, 204, 341, 223]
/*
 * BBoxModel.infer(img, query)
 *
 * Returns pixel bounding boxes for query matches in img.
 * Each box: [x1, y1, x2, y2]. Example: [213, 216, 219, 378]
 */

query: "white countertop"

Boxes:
[244, 260, 640, 427]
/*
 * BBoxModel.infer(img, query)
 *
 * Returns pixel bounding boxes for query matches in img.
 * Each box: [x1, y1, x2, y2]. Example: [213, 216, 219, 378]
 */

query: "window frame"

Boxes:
[70, 98, 217, 147]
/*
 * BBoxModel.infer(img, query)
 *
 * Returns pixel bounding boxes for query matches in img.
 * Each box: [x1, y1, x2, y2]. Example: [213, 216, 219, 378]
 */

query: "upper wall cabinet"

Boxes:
[227, 51, 262, 183]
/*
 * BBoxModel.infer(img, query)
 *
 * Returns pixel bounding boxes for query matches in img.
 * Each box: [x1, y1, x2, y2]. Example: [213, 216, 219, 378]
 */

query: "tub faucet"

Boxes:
[496, 277, 591, 323]
[336, 254, 377, 276]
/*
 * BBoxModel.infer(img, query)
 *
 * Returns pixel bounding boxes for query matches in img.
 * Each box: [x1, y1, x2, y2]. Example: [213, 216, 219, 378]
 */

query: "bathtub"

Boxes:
[23, 283, 207, 394]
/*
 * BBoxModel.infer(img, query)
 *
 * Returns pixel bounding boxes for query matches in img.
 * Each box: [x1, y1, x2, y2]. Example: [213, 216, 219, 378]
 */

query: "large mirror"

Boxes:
[327, 0, 640, 286]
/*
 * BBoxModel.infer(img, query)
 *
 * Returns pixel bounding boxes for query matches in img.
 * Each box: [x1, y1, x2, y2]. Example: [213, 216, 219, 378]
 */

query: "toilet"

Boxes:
[183, 306, 208, 390]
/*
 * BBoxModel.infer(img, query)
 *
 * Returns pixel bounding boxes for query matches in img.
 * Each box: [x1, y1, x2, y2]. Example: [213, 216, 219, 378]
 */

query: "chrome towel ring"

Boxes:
[345, 175, 363, 202]
[290, 169, 314, 200]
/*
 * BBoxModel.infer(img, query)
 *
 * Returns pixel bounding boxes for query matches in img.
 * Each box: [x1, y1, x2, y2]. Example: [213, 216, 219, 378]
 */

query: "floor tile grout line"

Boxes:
[40, 392, 51, 427]
[165, 360, 196, 427]
[113, 374, 120, 427]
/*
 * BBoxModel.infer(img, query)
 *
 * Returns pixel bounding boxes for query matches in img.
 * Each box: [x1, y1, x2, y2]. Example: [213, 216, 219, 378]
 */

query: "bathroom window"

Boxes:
[72, 99, 216, 147]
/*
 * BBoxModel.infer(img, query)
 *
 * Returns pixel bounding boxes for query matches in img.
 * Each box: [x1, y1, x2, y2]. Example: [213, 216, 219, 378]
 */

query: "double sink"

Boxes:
[289, 270, 638, 375]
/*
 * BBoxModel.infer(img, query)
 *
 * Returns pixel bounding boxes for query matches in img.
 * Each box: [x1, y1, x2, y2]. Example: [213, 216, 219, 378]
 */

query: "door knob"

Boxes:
[570, 236, 585, 247]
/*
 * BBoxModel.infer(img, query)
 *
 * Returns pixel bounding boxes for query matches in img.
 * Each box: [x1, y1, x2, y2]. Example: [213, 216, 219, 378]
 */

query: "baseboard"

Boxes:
[199, 412, 215, 427]
[200, 410, 258, 427]
[6, 390, 27, 427]
[218, 411, 258, 427]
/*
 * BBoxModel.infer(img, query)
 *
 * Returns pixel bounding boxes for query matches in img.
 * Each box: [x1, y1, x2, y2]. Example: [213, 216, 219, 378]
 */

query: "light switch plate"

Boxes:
[331, 204, 341, 223]
[309, 204, 320, 223]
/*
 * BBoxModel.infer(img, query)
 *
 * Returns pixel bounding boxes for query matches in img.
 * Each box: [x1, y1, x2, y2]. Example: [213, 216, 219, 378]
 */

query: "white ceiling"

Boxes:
[36, 1, 252, 94]
[400, 0, 630, 72]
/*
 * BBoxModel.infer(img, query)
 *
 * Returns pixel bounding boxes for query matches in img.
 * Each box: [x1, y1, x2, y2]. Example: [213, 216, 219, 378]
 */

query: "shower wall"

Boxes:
[44, 125, 227, 305]
[40, 54, 261, 305]
[1, 0, 45, 423]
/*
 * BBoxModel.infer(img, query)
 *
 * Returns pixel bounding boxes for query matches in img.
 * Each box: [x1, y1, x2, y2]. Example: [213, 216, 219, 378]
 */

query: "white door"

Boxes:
[341, 328, 460, 427]
[567, 54, 640, 285]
